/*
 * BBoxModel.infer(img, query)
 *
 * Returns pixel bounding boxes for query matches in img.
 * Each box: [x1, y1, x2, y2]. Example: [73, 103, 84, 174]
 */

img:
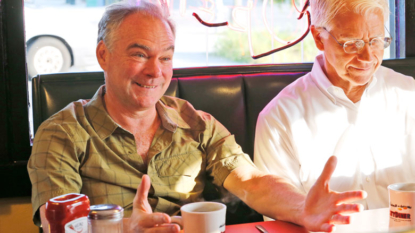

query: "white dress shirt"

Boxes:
[254, 54, 415, 209]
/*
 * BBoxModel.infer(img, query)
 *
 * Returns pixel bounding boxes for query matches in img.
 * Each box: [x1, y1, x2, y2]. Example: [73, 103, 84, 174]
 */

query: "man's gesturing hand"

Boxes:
[300, 156, 367, 232]
[125, 174, 180, 233]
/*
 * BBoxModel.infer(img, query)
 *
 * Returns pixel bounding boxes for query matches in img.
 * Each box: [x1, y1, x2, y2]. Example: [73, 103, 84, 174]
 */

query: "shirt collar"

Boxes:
[158, 96, 191, 130]
[366, 74, 378, 92]
[85, 85, 119, 140]
[85, 85, 190, 140]
[310, 54, 333, 92]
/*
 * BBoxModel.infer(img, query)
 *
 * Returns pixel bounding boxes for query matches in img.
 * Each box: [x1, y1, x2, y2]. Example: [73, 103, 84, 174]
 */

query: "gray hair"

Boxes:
[311, 0, 390, 30]
[97, 0, 176, 50]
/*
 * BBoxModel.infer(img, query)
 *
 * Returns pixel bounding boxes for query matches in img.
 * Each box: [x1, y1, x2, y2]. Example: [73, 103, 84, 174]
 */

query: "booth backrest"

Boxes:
[32, 64, 312, 158]
[32, 58, 415, 159]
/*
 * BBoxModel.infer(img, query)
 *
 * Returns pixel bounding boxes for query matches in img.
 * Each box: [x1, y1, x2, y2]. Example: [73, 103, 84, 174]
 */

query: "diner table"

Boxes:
[189, 208, 415, 233]
[331, 207, 390, 233]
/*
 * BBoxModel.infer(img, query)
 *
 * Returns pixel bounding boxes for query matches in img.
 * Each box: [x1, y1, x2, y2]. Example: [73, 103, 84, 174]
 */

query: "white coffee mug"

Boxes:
[388, 183, 415, 228]
[180, 202, 226, 233]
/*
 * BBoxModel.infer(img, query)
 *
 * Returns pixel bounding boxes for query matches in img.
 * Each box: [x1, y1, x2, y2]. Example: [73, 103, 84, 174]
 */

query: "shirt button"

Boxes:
[366, 177, 370, 182]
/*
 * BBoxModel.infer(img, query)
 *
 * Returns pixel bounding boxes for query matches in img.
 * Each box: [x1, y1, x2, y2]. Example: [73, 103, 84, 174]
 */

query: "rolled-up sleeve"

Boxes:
[203, 117, 255, 187]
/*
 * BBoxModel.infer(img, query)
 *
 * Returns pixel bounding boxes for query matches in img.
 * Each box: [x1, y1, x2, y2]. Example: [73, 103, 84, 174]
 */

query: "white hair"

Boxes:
[97, 0, 175, 50]
[311, 0, 390, 30]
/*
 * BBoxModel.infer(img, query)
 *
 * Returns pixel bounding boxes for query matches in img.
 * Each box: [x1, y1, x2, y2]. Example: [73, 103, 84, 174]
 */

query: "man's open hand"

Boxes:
[300, 156, 367, 232]
[125, 175, 180, 233]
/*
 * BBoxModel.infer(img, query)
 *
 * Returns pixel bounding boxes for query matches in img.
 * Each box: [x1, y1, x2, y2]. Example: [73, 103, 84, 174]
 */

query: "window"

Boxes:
[24, 0, 404, 76]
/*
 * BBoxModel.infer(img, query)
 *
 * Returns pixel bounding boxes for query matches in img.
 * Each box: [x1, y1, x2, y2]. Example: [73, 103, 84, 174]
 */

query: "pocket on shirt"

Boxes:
[154, 149, 204, 178]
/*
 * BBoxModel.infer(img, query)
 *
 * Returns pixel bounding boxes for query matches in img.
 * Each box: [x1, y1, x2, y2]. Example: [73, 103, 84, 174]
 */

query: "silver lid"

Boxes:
[88, 204, 124, 220]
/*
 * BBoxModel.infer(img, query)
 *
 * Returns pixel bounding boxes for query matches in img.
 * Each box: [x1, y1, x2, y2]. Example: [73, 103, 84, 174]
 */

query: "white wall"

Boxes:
[0, 197, 39, 233]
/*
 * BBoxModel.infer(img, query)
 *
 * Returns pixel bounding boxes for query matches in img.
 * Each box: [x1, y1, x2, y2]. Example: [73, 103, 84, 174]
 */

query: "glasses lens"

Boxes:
[344, 38, 392, 53]
[343, 41, 359, 53]
[383, 37, 392, 49]
[370, 38, 384, 50]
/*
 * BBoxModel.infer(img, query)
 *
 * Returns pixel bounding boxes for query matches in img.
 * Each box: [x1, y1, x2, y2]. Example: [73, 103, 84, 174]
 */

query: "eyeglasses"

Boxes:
[322, 27, 392, 54]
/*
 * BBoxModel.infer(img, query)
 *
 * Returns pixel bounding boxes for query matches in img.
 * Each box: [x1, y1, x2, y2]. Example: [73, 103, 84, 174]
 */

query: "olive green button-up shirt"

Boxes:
[28, 85, 255, 225]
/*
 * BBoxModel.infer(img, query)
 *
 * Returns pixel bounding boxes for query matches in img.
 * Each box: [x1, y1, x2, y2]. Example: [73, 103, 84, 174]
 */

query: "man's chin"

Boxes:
[348, 74, 374, 87]
[347, 69, 375, 85]
[133, 98, 160, 110]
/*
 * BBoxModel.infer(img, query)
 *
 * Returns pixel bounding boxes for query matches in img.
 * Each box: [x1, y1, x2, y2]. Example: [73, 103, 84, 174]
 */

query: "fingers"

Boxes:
[126, 212, 175, 233]
[320, 223, 336, 232]
[327, 203, 363, 226]
[335, 190, 367, 204]
[170, 216, 183, 229]
[335, 203, 364, 214]
[315, 156, 337, 188]
[327, 203, 363, 225]
[134, 174, 152, 213]
[139, 213, 172, 228]
[129, 176, 175, 233]
[144, 224, 180, 233]
[330, 214, 351, 225]
[136, 175, 151, 204]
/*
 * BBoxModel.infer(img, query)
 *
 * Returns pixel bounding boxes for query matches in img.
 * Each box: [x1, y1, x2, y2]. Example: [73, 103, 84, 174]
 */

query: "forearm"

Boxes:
[224, 166, 305, 226]
[245, 175, 305, 224]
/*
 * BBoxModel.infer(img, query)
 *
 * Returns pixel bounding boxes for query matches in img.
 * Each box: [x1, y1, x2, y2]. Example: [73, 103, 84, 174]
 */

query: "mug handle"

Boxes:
[171, 216, 183, 230]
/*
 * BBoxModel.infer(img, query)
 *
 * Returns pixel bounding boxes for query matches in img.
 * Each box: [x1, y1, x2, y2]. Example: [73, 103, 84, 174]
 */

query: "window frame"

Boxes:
[0, 0, 32, 198]
[0, 0, 414, 198]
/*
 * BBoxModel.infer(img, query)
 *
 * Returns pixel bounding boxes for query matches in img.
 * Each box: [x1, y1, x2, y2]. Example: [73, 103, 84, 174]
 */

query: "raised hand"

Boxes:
[300, 156, 367, 232]
[125, 174, 181, 233]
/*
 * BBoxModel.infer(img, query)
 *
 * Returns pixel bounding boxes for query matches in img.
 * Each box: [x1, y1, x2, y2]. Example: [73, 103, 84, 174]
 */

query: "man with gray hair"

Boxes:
[28, 1, 366, 232]
[255, 0, 415, 212]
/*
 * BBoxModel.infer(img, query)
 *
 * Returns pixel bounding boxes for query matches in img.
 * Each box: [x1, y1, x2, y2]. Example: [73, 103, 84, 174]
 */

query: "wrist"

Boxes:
[294, 200, 306, 227]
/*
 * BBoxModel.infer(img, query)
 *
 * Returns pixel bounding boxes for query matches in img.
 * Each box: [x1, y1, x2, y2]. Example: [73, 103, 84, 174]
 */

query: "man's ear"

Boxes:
[96, 40, 109, 71]
[310, 25, 325, 51]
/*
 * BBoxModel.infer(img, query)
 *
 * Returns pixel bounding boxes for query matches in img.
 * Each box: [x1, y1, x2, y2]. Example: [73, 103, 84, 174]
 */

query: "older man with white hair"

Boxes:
[255, 0, 415, 211]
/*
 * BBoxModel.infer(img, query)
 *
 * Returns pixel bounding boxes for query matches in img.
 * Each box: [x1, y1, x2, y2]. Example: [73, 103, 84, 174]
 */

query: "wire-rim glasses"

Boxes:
[322, 27, 392, 54]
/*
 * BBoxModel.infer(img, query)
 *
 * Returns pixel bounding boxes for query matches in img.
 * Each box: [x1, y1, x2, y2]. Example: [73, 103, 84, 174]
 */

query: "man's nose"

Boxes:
[144, 58, 162, 78]
[357, 43, 375, 62]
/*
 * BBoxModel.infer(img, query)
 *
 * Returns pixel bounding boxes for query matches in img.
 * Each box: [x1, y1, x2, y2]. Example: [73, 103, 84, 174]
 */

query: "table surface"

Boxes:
[225, 208, 392, 233]
[328, 208, 389, 233]
[225, 220, 308, 233]
[180, 208, 415, 232]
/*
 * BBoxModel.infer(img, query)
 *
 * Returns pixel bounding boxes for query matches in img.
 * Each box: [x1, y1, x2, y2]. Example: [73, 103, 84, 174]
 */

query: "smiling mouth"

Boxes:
[136, 82, 157, 89]
[350, 66, 373, 71]
[350, 63, 376, 71]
